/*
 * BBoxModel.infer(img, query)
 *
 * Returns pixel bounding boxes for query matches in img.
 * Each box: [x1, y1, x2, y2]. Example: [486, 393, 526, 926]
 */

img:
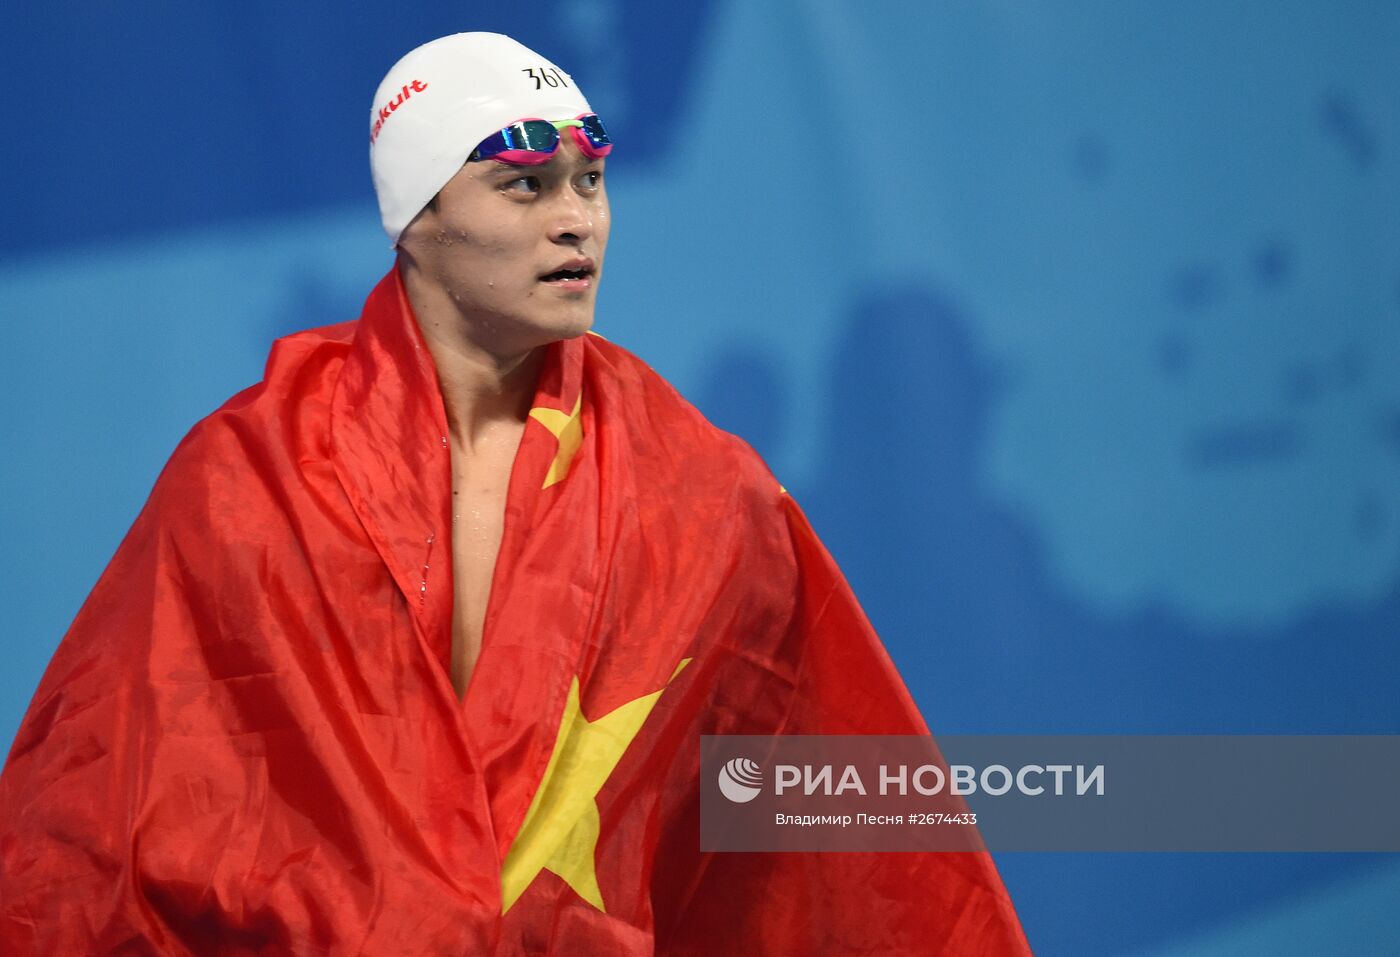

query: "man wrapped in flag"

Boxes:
[0, 32, 1030, 955]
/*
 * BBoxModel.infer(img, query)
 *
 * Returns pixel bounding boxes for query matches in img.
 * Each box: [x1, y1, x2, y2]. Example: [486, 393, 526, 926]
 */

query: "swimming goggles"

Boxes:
[468, 113, 613, 165]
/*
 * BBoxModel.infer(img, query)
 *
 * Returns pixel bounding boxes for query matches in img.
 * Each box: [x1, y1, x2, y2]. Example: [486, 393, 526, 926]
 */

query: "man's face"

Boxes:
[399, 134, 610, 348]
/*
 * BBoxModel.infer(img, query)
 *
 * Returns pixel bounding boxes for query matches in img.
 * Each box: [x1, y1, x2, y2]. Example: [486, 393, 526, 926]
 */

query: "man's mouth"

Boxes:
[539, 258, 596, 287]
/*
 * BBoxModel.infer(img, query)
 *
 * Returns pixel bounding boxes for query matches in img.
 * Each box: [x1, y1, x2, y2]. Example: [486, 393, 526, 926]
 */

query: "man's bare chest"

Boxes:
[448, 431, 521, 697]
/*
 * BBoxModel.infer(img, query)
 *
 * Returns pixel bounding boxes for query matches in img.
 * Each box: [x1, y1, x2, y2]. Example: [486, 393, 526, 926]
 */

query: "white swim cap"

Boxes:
[369, 32, 594, 247]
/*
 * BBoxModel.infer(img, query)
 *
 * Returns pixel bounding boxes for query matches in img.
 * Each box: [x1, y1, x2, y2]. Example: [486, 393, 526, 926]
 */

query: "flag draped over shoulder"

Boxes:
[0, 266, 1030, 955]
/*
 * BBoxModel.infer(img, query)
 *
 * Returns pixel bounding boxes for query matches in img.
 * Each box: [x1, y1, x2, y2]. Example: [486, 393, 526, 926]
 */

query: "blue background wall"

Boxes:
[3, 2, 1398, 953]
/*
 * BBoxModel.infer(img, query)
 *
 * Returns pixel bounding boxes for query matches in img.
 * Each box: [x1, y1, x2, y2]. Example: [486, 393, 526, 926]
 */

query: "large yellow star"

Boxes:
[500, 658, 692, 913]
[528, 392, 583, 489]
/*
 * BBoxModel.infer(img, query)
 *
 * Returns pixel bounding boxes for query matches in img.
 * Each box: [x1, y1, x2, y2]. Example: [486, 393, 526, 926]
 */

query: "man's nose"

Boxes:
[548, 189, 593, 245]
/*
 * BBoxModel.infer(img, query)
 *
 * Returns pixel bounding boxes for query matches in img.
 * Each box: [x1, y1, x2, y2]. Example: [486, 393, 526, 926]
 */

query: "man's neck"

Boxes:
[398, 259, 544, 449]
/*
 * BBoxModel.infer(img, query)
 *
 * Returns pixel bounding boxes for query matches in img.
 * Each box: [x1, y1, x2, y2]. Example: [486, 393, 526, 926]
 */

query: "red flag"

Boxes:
[0, 266, 1030, 955]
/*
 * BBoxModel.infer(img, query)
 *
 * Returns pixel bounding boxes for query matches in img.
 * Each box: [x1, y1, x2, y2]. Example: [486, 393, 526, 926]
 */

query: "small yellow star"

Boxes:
[528, 392, 583, 489]
[500, 658, 692, 913]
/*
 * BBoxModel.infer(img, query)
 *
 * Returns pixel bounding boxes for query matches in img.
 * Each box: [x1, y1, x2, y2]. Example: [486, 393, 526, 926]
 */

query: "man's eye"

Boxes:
[504, 176, 540, 194]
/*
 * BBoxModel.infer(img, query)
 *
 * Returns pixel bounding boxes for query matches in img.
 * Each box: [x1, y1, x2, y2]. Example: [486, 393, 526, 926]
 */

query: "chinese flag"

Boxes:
[0, 267, 1029, 955]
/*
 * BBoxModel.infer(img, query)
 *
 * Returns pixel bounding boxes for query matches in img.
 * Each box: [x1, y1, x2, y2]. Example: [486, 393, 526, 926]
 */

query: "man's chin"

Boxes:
[524, 308, 594, 345]
[553, 315, 595, 342]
